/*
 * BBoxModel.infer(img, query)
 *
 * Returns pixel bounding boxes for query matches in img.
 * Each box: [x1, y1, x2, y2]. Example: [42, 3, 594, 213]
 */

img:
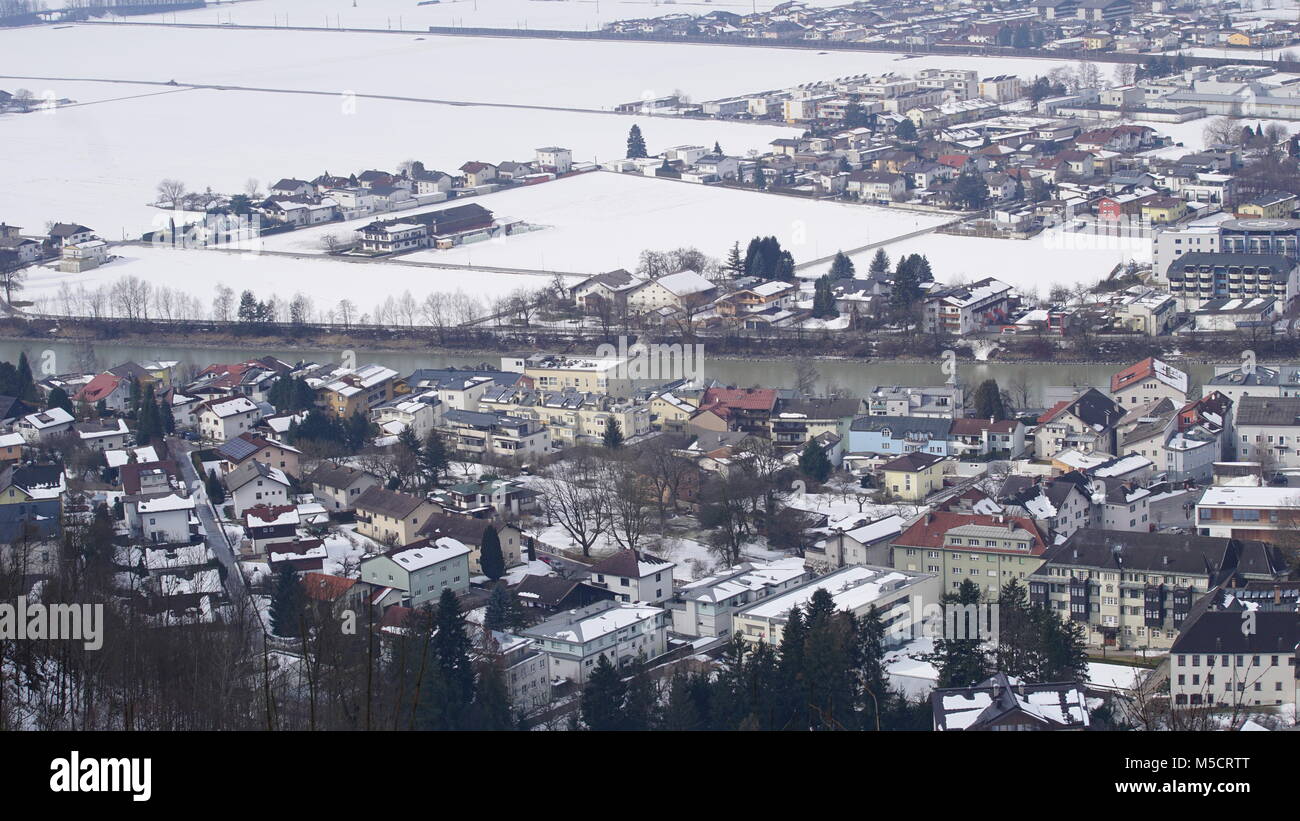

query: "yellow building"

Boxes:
[315, 364, 398, 419]
[1236, 192, 1296, 220]
[1140, 196, 1188, 224]
[879, 452, 949, 502]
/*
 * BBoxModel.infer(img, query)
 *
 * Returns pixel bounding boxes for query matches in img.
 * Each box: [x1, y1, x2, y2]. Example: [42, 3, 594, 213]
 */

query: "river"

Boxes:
[0, 338, 1222, 407]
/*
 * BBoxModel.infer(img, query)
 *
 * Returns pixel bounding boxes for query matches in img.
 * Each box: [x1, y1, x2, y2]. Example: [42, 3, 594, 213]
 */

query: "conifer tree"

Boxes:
[626, 124, 648, 159]
[602, 417, 624, 449]
[868, 248, 890, 277]
[479, 525, 505, 581]
[420, 429, 449, 487]
[433, 588, 476, 711]
[929, 579, 991, 688]
[798, 440, 832, 483]
[828, 251, 855, 280]
[47, 386, 73, 415]
[580, 654, 627, 730]
[269, 566, 306, 638]
[15, 351, 36, 401]
[205, 468, 225, 504]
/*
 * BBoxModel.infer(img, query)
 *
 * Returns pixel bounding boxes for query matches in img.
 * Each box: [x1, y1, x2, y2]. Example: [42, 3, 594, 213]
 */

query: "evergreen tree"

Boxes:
[237, 290, 259, 322]
[470, 656, 516, 731]
[479, 525, 505, 581]
[799, 440, 832, 482]
[857, 605, 890, 730]
[269, 566, 306, 638]
[972, 378, 1007, 420]
[622, 654, 659, 731]
[420, 429, 449, 487]
[626, 124, 648, 159]
[580, 654, 627, 730]
[1036, 608, 1089, 683]
[712, 140, 722, 154]
[483, 583, 512, 631]
[811, 275, 838, 320]
[828, 251, 855, 280]
[602, 417, 624, 449]
[433, 588, 476, 715]
[205, 468, 225, 505]
[895, 118, 918, 141]
[724, 241, 744, 278]
[15, 351, 36, 401]
[753, 167, 767, 189]
[890, 256, 924, 311]
[929, 580, 991, 688]
[994, 579, 1041, 680]
[660, 670, 704, 730]
[160, 397, 175, 434]
[868, 248, 890, 277]
[47, 385, 74, 415]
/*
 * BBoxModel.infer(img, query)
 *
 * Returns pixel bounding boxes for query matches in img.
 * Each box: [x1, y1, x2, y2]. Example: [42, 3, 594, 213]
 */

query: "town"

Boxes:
[0, 0, 1298, 741]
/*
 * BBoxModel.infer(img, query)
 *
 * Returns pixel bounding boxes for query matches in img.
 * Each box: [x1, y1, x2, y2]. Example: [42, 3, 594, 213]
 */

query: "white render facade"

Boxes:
[521, 601, 669, 685]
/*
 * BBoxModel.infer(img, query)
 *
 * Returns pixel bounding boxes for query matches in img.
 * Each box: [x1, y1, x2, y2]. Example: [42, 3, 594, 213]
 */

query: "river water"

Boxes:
[0, 338, 1221, 407]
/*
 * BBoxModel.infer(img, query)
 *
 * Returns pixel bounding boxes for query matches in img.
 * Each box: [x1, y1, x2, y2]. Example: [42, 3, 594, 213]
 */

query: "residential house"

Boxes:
[588, 549, 676, 604]
[305, 463, 380, 512]
[354, 486, 440, 546]
[225, 460, 291, 517]
[359, 537, 472, 607]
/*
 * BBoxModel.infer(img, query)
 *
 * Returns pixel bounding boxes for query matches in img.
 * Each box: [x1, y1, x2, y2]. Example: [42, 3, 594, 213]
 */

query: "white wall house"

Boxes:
[359, 536, 472, 607]
[198, 396, 261, 441]
[126, 493, 195, 544]
[521, 601, 669, 685]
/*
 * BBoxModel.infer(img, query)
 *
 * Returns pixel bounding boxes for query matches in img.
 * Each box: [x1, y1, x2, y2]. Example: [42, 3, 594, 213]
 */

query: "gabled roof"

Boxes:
[225, 460, 289, 492]
[306, 462, 376, 490]
[354, 486, 430, 520]
[588, 548, 674, 579]
[1110, 357, 1188, 395]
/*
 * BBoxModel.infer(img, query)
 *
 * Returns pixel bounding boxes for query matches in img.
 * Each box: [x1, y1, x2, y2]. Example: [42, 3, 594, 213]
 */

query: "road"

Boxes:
[169, 435, 246, 598]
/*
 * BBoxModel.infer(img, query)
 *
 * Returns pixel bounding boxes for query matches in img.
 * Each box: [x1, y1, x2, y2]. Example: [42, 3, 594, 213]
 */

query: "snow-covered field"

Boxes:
[0, 78, 799, 236]
[0, 23, 1083, 110]
[21, 245, 574, 321]
[368, 172, 950, 272]
[801, 224, 1146, 296]
[128, 0, 849, 32]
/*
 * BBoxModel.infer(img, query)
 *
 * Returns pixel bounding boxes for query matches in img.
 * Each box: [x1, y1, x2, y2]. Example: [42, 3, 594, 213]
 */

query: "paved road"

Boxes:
[169, 435, 246, 598]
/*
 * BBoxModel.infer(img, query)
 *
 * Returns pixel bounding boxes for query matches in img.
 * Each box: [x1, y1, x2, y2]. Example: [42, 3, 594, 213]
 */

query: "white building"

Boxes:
[198, 396, 261, 441]
[671, 558, 812, 638]
[521, 600, 669, 685]
[126, 493, 196, 544]
[359, 536, 472, 607]
[587, 548, 676, 604]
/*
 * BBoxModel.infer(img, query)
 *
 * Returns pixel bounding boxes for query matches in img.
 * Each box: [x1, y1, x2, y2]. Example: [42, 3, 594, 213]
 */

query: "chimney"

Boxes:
[1275, 584, 1283, 605]
[1162, 555, 1170, 566]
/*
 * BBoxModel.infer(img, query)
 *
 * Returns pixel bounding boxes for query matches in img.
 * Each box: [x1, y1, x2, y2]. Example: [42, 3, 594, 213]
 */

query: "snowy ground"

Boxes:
[801, 224, 1148, 297]
[1086, 661, 1148, 693]
[0, 24, 1084, 110]
[21, 244, 577, 322]
[382, 172, 951, 272]
[127, 0, 850, 33]
[0, 78, 800, 236]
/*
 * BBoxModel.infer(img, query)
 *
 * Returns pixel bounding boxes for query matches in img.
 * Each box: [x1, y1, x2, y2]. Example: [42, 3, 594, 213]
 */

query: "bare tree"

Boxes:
[156, 178, 187, 206]
[536, 454, 609, 557]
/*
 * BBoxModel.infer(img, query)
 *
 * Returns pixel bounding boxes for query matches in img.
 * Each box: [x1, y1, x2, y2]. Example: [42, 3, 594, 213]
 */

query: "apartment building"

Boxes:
[1196, 486, 1300, 542]
[1110, 357, 1189, 407]
[1028, 529, 1285, 650]
[732, 565, 940, 647]
[587, 548, 676, 604]
[1235, 395, 1300, 469]
[315, 364, 399, 419]
[670, 558, 811, 638]
[521, 601, 669, 685]
[891, 511, 1048, 598]
[1169, 590, 1298, 709]
[478, 386, 651, 447]
[1167, 252, 1299, 312]
[354, 486, 440, 546]
[439, 409, 552, 460]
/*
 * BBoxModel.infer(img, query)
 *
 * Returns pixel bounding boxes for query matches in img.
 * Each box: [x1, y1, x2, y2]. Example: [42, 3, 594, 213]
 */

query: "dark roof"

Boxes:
[1170, 608, 1298, 655]
[849, 415, 952, 438]
[588, 548, 672, 578]
[1236, 395, 1300, 427]
[119, 460, 178, 494]
[1042, 529, 1274, 579]
[931, 672, 1089, 731]
[416, 512, 509, 543]
[306, 462, 375, 490]
[354, 486, 429, 519]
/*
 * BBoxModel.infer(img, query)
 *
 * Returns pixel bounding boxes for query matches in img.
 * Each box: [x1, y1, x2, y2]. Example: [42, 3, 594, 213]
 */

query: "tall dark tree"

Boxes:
[479, 525, 505, 581]
[432, 588, 476, 715]
[828, 251, 855, 280]
[895, 118, 918, 141]
[269, 566, 306, 638]
[972, 378, 1007, 421]
[420, 429, 449, 487]
[47, 385, 74, 415]
[928, 579, 991, 688]
[580, 654, 627, 730]
[724, 241, 744, 278]
[205, 468, 226, 504]
[798, 440, 832, 483]
[868, 248, 890, 277]
[811, 275, 838, 319]
[602, 418, 624, 449]
[15, 351, 36, 401]
[626, 124, 648, 159]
